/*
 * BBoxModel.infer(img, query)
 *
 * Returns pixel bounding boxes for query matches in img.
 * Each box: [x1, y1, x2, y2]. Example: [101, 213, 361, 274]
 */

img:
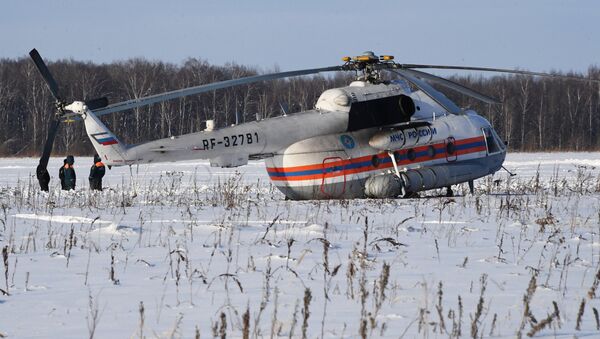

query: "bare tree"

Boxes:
[1, 57, 599, 156]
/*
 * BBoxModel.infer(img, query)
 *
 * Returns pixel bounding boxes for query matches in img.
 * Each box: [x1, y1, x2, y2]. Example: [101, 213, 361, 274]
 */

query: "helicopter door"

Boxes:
[445, 137, 457, 162]
[321, 157, 346, 198]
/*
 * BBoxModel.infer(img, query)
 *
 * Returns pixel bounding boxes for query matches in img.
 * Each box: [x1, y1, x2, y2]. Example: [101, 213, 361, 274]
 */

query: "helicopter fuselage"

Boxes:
[77, 80, 506, 199]
[266, 112, 505, 199]
[265, 80, 506, 199]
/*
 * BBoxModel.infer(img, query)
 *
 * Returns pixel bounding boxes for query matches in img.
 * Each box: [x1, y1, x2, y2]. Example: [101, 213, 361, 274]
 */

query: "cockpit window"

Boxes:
[491, 128, 506, 150]
[483, 128, 502, 154]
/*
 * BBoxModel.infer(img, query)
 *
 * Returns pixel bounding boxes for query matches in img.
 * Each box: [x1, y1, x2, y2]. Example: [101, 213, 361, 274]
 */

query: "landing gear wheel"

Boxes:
[445, 186, 454, 197]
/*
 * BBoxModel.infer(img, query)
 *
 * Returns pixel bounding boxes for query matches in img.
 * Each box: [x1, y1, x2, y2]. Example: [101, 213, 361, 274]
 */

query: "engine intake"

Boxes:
[398, 94, 415, 120]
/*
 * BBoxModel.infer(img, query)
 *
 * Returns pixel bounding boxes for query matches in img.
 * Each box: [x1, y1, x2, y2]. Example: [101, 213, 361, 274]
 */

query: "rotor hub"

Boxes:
[54, 100, 67, 117]
[341, 52, 396, 83]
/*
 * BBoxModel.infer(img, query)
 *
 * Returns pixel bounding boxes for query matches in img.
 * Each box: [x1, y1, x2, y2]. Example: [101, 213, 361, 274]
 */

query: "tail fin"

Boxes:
[82, 109, 129, 165]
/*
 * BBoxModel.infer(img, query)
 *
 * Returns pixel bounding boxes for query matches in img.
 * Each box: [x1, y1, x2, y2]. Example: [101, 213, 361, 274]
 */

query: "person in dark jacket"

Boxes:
[63, 155, 76, 190]
[58, 159, 67, 190]
[89, 154, 105, 191]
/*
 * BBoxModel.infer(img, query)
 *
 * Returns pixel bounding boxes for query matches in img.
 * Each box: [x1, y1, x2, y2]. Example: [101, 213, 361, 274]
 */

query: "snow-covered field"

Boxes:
[1, 153, 600, 338]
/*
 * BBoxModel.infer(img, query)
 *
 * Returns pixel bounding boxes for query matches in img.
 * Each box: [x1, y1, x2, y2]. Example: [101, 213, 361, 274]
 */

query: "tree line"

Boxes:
[0, 57, 598, 156]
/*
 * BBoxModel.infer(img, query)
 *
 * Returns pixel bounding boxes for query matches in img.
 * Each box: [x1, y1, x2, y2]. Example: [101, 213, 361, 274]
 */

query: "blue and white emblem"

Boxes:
[340, 134, 355, 149]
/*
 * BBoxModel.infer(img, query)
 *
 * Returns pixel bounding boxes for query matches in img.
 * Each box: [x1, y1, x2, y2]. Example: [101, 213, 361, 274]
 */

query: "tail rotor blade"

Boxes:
[29, 48, 66, 190]
[38, 118, 61, 169]
[28, 49, 62, 101]
[36, 117, 61, 191]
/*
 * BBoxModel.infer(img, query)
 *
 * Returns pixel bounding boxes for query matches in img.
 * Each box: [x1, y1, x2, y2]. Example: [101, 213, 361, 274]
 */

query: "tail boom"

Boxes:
[70, 100, 349, 168]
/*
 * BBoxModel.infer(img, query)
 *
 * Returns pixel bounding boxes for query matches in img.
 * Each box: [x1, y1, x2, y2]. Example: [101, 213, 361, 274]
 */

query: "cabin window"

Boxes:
[491, 128, 506, 150]
[427, 145, 436, 158]
[407, 149, 416, 161]
[371, 155, 380, 167]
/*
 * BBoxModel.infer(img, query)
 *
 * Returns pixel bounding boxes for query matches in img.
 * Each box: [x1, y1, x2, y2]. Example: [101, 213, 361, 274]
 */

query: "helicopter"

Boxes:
[28, 49, 599, 199]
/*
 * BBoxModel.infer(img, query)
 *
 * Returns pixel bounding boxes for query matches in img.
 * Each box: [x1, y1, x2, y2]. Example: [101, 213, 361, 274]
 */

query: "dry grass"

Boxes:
[2, 164, 600, 337]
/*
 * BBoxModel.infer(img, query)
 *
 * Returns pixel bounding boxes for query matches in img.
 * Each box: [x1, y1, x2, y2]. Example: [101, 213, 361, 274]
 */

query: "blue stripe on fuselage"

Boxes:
[267, 140, 486, 178]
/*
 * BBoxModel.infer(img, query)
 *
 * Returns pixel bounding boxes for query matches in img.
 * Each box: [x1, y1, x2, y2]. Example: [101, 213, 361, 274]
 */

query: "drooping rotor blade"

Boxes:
[400, 69, 501, 105]
[29, 49, 62, 101]
[399, 64, 600, 83]
[391, 69, 462, 115]
[93, 66, 344, 117]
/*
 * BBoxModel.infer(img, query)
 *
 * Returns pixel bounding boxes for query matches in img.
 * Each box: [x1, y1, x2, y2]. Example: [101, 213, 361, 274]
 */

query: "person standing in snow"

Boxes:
[88, 154, 105, 191]
[58, 158, 67, 190]
[63, 155, 76, 190]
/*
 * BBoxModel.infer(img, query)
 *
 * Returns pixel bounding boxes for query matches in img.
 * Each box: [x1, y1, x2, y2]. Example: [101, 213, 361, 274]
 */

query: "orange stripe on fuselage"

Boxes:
[267, 136, 486, 181]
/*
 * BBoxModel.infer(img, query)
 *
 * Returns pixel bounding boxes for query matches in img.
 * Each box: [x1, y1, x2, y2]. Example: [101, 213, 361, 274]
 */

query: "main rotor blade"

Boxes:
[391, 69, 462, 115]
[29, 49, 62, 101]
[93, 65, 344, 117]
[401, 69, 501, 104]
[399, 64, 600, 83]
[84, 97, 109, 110]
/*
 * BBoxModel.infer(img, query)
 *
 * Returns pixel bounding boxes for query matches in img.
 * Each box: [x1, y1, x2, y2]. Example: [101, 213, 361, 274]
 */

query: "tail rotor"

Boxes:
[28, 49, 108, 190]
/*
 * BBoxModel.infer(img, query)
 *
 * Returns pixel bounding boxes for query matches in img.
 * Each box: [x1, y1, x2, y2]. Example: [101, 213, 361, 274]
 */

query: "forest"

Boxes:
[0, 57, 598, 156]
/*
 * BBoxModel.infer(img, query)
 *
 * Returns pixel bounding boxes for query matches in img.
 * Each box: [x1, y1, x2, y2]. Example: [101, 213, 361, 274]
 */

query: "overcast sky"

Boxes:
[1, 0, 598, 74]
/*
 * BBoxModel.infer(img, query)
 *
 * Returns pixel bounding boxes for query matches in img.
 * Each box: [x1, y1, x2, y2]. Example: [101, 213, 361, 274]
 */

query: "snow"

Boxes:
[1, 153, 600, 338]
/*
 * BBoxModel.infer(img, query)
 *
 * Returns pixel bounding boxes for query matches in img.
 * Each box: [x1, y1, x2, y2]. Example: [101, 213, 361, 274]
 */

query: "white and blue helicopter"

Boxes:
[29, 50, 597, 199]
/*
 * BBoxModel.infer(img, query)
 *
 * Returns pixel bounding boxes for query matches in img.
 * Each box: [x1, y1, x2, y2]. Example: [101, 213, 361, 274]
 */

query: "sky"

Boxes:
[1, 0, 599, 75]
